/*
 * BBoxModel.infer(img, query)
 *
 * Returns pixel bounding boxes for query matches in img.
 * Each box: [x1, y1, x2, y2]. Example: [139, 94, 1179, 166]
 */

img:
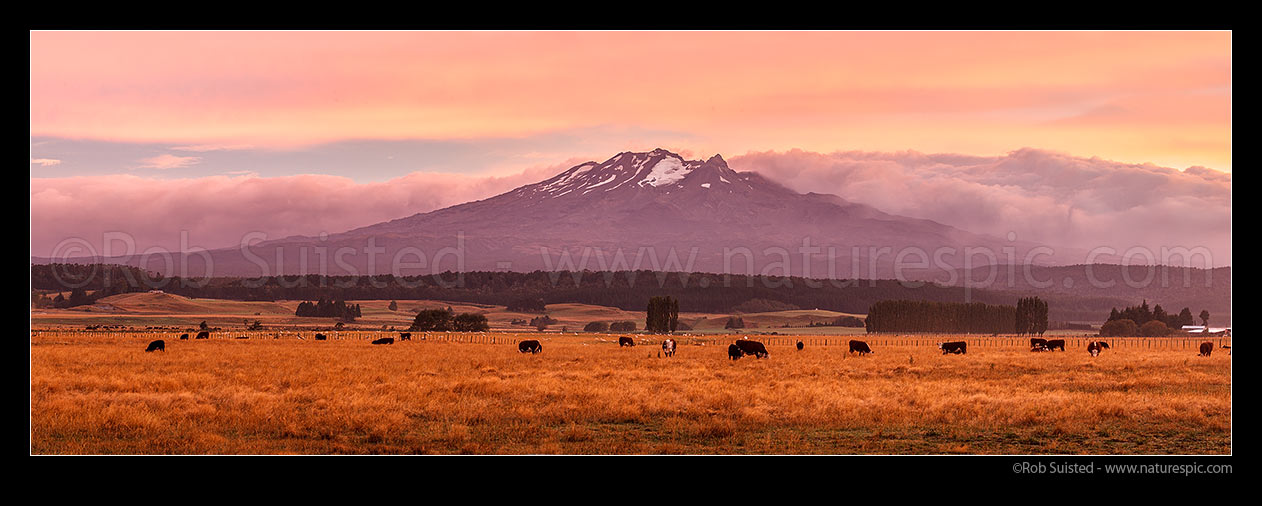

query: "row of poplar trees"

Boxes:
[864, 297, 1049, 335]
[864, 300, 1017, 334]
[1015, 296, 1049, 336]
[646, 296, 679, 333]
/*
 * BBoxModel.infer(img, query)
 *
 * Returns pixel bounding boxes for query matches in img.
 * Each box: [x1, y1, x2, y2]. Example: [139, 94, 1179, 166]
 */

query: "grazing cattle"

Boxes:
[619, 337, 636, 347]
[1029, 338, 1048, 352]
[733, 339, 769, 359]
[1087, 341, 1110, 357]
[1222, 345, 1231, 356]
[662, 338, 677, 357]
[179, 333, 189, 340]
[195, 331, 210, 340]
[399, 332, 412, 341]
[372, 337, 394, 345]
[938, 341, 967, 355]
[796, 341, 804, 351]
[728, 343, 743, 360]
[849, 340, 873, 355]
[314, 333, 327, 341]
[236, 335, 249, 340]
[145, 340, 165, 352]
[1199, 342, 1213, 357]
[1044, 339, 1065, 351]
[518, 340, 543, 354]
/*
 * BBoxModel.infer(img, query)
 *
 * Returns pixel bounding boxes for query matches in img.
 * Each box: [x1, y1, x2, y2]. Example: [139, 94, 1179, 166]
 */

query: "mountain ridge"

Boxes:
[37, 148, 1101, 277]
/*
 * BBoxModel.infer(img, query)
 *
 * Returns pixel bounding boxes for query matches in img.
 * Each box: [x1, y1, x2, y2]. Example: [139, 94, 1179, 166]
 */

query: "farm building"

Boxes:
[1182, 325, 1231, 336]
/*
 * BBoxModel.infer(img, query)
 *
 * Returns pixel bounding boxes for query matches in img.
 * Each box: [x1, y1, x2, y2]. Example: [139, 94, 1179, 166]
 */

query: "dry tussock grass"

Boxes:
[30, 334, 1231, 454]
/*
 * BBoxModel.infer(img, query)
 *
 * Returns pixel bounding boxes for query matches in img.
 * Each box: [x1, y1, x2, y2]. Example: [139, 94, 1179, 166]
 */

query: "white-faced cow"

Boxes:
[145, 340, 165, 352]
[662, 338, 677, 357]
[1044, 339, 1065, 352]
[1030, 338, 1048, 352]
[938, 341, 967, 355]
[1087, 341, 1110, 357]
[519, 340, 543, 354]
[849, 340, 872, 355]
[619, 337, 636, 347]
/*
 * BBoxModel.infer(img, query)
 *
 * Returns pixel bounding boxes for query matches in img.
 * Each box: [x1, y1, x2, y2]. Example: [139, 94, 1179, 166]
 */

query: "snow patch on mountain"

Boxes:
[584, 173, 618, 192]
[639, 156, 690, 187]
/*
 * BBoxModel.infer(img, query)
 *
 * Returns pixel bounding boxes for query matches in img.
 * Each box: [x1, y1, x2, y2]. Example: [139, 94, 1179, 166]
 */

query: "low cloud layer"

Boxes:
[31, 148, 1231, 267]
[30, 160, 577, 258]
[729, 148, 1231, 266]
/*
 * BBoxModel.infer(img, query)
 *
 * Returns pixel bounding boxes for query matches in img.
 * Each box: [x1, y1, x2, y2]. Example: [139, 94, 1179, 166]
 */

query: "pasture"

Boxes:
[30, 332, 1231, 454]
[29, 292, 868, 335]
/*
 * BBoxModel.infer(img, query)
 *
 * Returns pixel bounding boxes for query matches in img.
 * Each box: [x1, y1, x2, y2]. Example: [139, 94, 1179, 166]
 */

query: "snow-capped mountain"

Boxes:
[514, 148, 756, 199]
[40, 148, 1066, 278]
[227, 148, 1057, 277]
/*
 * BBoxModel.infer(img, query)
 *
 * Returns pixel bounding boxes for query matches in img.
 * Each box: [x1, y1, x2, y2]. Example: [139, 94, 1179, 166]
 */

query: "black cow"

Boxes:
[849, 340, 873, 355]
[662, 338, 677, 357]
[372, 337, 394, 345]
[733, 339, 769, 359]
[519, 340, 543, 354]
[236, 335, 249, 340]
[796, 341, 804, 351]
[619, 337, 635, 347]
[195, 331, 210, 339]
[1044, 339, 1065, 351]
[145, 340, 165, 352]
[1030, 338, 1048, 352]
[399, 332, 412, 341]
[938, 341, 967, 355]
[1087, 341, 1110, 357]
[179, 333, 189, 340]
[1199, 342, 1213, 357]
[315, 333, 327, 341]
[728, 343, 743, 360]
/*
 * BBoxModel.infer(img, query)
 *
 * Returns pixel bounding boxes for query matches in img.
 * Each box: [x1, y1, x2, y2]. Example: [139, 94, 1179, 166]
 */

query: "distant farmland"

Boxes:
[29, 292, 868, 334]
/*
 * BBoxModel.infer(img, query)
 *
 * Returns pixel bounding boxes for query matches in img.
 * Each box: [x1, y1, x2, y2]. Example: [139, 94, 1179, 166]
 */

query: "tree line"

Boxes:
[409, 307, 489, 332]
[31, 267, 1021, 314]
[1100, 300, 1208, 337]
[1015, 297, 1049, 336]
[295, 299, 362, 321]
[865, 300, 1017, 334]
[33, 264, 1226, 323]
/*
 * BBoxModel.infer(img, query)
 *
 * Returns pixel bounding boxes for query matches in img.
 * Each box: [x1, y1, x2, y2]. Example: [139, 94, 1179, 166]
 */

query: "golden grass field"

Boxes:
[30, 331, 1231, 455]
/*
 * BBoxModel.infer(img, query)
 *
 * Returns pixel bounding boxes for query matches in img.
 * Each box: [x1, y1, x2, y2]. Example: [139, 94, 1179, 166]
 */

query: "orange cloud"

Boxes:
[30, 31, 1231, 170]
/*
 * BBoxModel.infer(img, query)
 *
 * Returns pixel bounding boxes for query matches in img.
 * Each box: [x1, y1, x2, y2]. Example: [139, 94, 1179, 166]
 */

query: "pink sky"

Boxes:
[30, 31, 1231, 171]
[29, 31, 1231, 265]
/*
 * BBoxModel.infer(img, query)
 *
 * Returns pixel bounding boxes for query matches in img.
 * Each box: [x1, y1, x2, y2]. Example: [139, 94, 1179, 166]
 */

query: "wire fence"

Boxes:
[30, 329, 1231, 351]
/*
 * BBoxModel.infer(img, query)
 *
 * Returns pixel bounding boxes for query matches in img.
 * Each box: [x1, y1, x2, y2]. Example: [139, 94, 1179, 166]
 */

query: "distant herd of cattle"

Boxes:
[141, 333, 1231, 358]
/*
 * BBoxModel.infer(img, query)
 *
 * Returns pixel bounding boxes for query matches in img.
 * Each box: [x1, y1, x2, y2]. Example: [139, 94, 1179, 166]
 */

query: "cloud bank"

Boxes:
[30, 160, 578, 258]
[728, 148, 1232, 265]
[31, 148, 1231, 267]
